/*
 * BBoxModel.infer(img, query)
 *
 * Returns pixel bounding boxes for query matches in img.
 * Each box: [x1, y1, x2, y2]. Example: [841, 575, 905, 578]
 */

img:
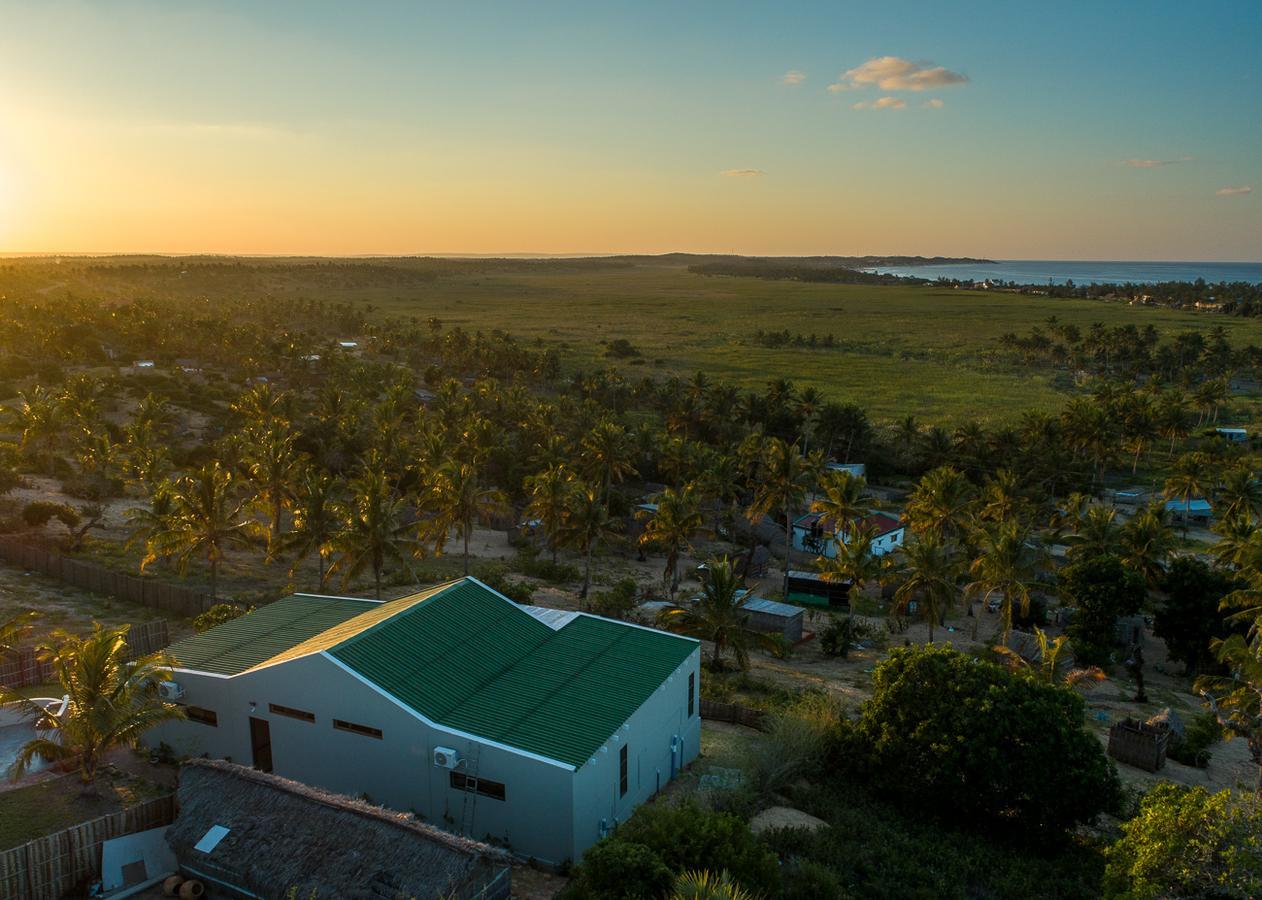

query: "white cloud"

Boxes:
[853, 97, 906, 110]
[1217, 185, 1253, 196]
[830, 56, 968, 93]
[1121, 156, 1192, 168]
[720, 169, 766, 178]
[923, 98, 945, 109]
[780, 70, 806, 86]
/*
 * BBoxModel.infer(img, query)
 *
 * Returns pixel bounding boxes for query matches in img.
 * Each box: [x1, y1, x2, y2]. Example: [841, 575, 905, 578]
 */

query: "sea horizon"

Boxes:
[864, 258, 1262, 286]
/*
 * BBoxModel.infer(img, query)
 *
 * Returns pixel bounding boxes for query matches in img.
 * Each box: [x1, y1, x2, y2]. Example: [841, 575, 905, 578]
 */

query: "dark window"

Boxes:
[450, 772, 506, 801]
[333, 719, 382, 739]
[688, 672, 695, 717]
[619, 744, 629, 797]
[185, 706, 217, 726]
[268, 703, 315, 723]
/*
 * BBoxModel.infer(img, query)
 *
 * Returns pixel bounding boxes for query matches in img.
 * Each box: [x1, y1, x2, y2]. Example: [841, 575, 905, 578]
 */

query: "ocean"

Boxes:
[862, 260, 1262, 286]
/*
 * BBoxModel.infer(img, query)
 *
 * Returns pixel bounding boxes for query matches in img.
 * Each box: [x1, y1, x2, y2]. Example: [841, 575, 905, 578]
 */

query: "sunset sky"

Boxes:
[0, 1, 1258, 259]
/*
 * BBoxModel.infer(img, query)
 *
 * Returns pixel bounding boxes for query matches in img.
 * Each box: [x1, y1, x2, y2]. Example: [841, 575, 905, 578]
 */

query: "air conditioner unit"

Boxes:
[433, 746, 461, 769]
[158, 681, 185, 701]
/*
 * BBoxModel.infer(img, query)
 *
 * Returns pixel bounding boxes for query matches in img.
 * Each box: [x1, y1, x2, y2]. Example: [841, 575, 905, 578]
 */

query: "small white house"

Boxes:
[792, 511, 905, 559]
[1216, 427, 1249, 444]
[147, 577, 701, 866]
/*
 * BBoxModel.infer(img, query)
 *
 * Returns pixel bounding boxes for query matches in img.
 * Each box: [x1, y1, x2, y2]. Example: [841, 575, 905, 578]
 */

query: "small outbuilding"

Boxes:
[739, 595, 805, 642]
[1164, 497, 1213, 523]
[169, 758, 512, 900]
[1215, 426, 1248, 444]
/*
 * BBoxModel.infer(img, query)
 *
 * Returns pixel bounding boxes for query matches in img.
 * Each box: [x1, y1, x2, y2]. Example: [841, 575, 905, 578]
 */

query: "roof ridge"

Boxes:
[327, 579, 464, 654]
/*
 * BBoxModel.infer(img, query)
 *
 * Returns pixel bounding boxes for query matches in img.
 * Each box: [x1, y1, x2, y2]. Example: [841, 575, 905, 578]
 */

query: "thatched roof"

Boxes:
[169, 759, 511, 900]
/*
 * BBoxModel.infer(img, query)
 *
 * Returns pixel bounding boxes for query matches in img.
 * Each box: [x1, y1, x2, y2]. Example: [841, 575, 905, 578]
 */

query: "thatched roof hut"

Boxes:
[168, 759, 511, 900]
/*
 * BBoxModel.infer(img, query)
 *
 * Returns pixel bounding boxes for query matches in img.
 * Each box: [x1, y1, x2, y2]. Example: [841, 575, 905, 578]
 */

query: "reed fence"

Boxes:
[1, 619, 171, 689]
[699, 699, 769, 731]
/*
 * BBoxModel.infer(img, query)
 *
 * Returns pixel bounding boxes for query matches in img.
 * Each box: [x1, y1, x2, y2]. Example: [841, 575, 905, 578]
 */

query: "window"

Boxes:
[688, 672, 695, 718]
[185, 706, 217, 727]
[450, 772, 506, 801]
[332, 719, 382, 739]
[268, 703, 315, 723]
[619, 744, 629, 797]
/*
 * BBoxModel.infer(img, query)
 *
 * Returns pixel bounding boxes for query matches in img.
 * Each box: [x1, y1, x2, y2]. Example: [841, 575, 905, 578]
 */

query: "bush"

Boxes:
[193, 603, 255, 633]
[820, 615, 876, 658]
[604, 338, 642, 359]
[588, 578, 639, 620]
[22, 500, 80, 530]
[564, 802, 779, 899]
[1103, 784, 1262, 899]
[516, 549, 580, 583]
[843, 644, 1121, 841]
[478, 571, 535, 604]
[1166, 710, 1223, 768]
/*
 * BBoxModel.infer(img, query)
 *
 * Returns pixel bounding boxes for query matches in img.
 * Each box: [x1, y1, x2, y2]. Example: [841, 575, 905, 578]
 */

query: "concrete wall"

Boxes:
[148, 654, 575, 864]
[568, 646, 702, 862]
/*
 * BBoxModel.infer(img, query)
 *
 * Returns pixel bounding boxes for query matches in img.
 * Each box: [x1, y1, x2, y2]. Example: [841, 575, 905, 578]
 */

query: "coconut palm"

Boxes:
[810, 469, 870, 536]
[1212, 515, 1260, 571]
[424, 460, 507, 576]
[1196, 635, 1262, 795]
[0, 624, 184, 791]
[581, 420, 638, 504]
[1119, 502, 1176, 587]
[1157, 390, 1191, 456]
[671, 870, 760, 900]
[281, 468, 342, 589]
[656, 558, 779, 670]
[978, 469, 1031, 526]
[993, 627, 1106, 688]
[236, 425, 305, 553]
[328, 465, 414, 600]
[747, 438, 821, 596]
[1165, 452, 1214, 535]
[905, 465, 975, 544]
[891, 534, 960, 642]
[10, 385, 63, 473]
[639, 486, 705, 596]
[817, 522, 882, 609]
[563, 482, 611, 601]
[1066, 505, 1122, 560]
[1218, 467, 1262, 525]
[141, 462, 256, 601]
[524, 464, 575, 564]
[965, 520, 1039, 642]
[0, 610, 36, 657]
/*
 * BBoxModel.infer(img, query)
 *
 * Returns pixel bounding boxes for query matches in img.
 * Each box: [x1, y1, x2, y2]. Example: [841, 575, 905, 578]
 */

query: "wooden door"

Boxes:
[249, 716, 273, 773]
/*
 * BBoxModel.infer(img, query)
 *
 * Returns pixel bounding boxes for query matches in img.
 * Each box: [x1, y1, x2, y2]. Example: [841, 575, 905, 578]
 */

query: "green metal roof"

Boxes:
[167, 594, 377, 676]
[174, 579, 698, 768]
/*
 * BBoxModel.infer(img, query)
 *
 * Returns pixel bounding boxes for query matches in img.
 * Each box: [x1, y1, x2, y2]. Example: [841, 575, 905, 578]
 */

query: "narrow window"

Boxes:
[619, 745, 629, 797]
[333, 719, 382, 739]
[185, 706, 217, 727]
[268, 703, 315, 723]
[450, 772, 506, 801]
[687, 672, 695, 718]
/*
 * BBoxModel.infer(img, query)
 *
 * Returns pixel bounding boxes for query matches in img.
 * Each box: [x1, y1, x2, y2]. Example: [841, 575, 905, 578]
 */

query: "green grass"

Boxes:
[0, 769, 168, 850]
[355, 265, 1262, 423]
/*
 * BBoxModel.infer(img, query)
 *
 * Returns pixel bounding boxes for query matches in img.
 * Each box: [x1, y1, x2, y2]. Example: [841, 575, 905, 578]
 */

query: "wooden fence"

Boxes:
[0, 794, 176, 900]
[0, 620, 171, 689]
[699, 699, 769, 731]
[0, 538, 216, 618]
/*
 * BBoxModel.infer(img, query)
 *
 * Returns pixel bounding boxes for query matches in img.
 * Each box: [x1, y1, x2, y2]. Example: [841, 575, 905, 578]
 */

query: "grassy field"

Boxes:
[0, 769, 168, 850]
[353, 264, 1262, 423]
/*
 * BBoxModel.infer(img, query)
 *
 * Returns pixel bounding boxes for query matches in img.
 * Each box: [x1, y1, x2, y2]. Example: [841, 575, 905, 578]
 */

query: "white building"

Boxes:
[148, 577, 701, 866]
[1216, 427, 1249, 444]
[792, 511, 905, 559]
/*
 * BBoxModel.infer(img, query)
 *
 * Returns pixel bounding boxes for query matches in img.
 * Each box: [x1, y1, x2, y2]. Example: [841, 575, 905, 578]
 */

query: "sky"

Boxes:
[0, 1, 1259, 259]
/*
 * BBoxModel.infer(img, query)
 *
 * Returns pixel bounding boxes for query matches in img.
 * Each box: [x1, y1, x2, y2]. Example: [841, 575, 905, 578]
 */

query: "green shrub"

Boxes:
[193, 603, 255, 633]
[1059, 554, 1145, 667]
[588, 578, 639, 620]
[1103, 784, 1262, 899]
[516, 548, 580, 583]
[566, 839, 673, 899]
[820, 615, 875, 658]
[22, 500, 79, 530]
[1166, 710, 1223, 768]
[843, 643, 1121, 841]
[478, 571, 536, 604]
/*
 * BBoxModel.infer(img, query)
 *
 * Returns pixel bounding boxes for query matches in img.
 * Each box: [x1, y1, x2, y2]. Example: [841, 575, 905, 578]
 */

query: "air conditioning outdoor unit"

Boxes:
[158, 681, 185, 701]
[433, 746, 461, 769]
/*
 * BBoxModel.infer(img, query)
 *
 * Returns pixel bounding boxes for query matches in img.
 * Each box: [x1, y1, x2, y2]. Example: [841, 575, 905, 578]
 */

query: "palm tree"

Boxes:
[978, 469, 1030, 525]
[281, 468, 342, 589]
[141, 463, 256, 601]
[1066, 505, 1122, 560]
[810, 469, 870, 536]
[1164, 452, 1213, 535]
[581, 420, 638, 504]
[10, 385, 62, 474]
[0, 625, 184, 792]
[328, 465, 414, 600]
[905, 465, 974, 544]
[747, 439, 821, 596]
[1196, 635, 1262, 795]
[1212, 515, 1260, 571]
[1157, 390, 1191, 456]
[1218, 467, 1262, 525]
[993, 628, 1106, 688]
[671, 870, 760, 900]
[425, 461, 507, 576]
[891, 534, 960, 642]
[639, 486, 704, 596]
[1119, 503, 1176, 587]
[965, 520, 1038, 642]
[564, 483, 613, 601]
[524, 465, 575, 564]
[0, 609, 36, 657]
[236, 425, 305, 553]
[817, 522, 882, 609]
[656, 558, 778, 670]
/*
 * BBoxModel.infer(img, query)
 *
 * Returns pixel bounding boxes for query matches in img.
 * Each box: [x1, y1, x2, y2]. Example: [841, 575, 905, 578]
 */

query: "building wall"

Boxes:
[792, 525, 904, 559]
[148, 653, 575, 864]
[568, 647, 701, 862]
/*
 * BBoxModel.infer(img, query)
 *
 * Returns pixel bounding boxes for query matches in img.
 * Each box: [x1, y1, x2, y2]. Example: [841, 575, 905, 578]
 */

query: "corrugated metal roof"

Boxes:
[519, 605, 582, 630]
[741, 596, 804, 619]
[166, 595, 379, 676]
[329, 582, 697, 768]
